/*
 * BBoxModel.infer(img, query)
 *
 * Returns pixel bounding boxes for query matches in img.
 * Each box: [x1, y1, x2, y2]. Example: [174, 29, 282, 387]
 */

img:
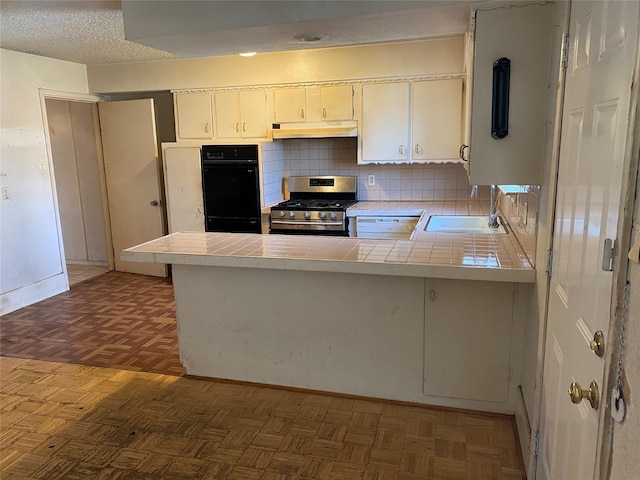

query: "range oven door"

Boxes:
[269, 214, 350, 236]
[202, 160, 261, 233]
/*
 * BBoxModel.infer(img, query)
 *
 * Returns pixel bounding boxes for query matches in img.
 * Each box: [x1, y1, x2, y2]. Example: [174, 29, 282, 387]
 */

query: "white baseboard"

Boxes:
[515, 385, 532, 478]
[0, 273, 68, 315]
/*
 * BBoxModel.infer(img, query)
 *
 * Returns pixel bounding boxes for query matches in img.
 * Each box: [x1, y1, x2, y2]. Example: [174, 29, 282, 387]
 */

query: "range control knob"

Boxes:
[320, 212, 327, 219]
[330, 212, 337, 220]
[304, 212, 311, 219]
[279, 211, 286, 218]
[289, 211, 296, 219]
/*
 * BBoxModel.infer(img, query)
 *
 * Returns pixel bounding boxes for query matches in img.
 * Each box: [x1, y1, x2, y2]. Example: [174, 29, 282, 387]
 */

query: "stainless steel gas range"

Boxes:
[269, 176, 357, 236]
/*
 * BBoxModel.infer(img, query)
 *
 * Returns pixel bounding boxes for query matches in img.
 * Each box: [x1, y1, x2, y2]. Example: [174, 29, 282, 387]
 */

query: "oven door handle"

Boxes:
[271, 220, 344, 227]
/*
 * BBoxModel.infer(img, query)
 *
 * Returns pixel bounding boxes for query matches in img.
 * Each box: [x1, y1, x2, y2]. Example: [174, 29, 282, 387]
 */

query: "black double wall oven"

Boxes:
[201, 145, 262, 234]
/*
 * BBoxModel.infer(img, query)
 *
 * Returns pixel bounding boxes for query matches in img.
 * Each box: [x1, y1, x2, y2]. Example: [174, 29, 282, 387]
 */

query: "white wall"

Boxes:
[86, 37, 465, 93]
[0, 49, 89, 314]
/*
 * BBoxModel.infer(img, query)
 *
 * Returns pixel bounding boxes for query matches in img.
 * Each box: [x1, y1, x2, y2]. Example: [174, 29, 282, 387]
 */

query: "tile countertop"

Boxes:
[123, 201, 535, 283]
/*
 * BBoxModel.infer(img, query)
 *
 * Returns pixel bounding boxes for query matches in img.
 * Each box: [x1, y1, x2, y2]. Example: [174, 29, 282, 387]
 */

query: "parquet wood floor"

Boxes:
[0, 271, 526, 479]
[0, 272, 184, 376]
[1, 357, 524, 479]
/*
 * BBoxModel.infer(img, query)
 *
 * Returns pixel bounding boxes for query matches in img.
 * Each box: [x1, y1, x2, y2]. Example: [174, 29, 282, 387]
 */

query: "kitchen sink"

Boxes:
[425, 215, 508, 234]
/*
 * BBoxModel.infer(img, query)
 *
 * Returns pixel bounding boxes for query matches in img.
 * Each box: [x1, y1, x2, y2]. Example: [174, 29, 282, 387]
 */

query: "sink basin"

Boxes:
[425, 215, 508, 234]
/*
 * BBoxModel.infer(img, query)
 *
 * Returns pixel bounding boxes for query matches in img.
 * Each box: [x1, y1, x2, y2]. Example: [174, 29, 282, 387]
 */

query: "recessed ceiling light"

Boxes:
[239, 52, 256, 57]
[293, 34, 329, 43]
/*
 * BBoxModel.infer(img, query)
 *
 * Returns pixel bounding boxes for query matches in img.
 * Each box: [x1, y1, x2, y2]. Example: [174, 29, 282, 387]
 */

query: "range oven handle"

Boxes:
[202, 159, 257, 166]
[270, 220, 344, 227]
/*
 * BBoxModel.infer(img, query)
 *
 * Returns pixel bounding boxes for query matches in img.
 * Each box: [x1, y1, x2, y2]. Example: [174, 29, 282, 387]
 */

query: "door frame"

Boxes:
[597, 23, 640, 478]
[531, 2, 640, 478]
[40, 89, 115, 284]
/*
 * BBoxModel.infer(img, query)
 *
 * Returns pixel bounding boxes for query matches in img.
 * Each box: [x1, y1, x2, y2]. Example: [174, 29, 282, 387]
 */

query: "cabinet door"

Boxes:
[273, 88, 306, 122]
[469, 3, 554, 184]
[412, 79, 463, 162]
[361, 83, 410, 163]
[424, 279, 514, 404]
[175, 92, 213, 140]
[163, 146, 204, 233]
[240, 89, 267, 138]
[214, 91, 241, 138]
[320, 85, 353, 121]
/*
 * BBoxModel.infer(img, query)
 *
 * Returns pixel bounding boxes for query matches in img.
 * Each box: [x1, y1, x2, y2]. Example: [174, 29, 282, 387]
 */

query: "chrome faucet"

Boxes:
[488, 185, 500, 228]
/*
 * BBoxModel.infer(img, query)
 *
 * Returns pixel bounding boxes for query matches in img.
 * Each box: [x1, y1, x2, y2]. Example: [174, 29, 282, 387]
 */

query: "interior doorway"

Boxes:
[45, 98, 111, 285]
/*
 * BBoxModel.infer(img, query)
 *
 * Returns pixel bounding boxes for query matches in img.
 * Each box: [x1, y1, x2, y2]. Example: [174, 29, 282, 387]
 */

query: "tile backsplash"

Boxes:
[262, 138, 473, 205]
[498, 185, 539, 267]
[262, 138, 539, 265]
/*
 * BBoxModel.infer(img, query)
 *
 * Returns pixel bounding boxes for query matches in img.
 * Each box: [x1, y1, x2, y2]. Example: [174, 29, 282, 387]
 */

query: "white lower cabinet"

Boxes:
[355, 215, 419, 239]
[162, 145, 204, 233]
[424, 279, 517, 404]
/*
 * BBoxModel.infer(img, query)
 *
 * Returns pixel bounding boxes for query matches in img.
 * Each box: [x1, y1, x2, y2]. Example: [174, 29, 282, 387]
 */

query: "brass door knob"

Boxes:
[590, 330, 605, 357]
[568, 380, 599, 410]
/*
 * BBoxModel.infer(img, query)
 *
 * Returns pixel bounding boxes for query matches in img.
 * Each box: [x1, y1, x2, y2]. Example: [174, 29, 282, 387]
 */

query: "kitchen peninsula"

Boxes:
[124, 203, 534, 415]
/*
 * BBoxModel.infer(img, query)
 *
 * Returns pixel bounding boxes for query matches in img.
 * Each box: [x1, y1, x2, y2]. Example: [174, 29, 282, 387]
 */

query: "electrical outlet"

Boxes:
[368, 174, 376, 186]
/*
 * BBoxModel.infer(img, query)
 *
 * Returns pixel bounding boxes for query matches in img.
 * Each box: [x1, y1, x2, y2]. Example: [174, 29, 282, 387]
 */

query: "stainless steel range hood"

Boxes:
[271, 121, 358, 139]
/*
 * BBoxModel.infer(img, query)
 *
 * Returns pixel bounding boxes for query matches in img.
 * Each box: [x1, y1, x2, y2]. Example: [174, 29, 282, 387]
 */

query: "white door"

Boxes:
[538, 2, 639, 479]
[98, 99, 167, 277]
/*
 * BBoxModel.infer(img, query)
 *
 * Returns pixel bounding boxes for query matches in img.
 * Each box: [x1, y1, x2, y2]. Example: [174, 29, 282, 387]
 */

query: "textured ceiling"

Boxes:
[0, 0, 471, 65]
[0, 0, 177, 64]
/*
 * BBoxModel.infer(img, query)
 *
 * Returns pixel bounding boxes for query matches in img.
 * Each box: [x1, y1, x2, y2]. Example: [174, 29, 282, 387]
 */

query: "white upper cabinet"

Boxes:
[467, 3, 554, 184]
[273, 87, 307, 123]
[360, 80, 463, 164]
[361, 82, 410, 163]
[174, 92, 213, 141]
[214, 89, 267, 139]
[273, 85, 353, 123]
[412, 79, 463, 162]
[318, 85, 354, 121]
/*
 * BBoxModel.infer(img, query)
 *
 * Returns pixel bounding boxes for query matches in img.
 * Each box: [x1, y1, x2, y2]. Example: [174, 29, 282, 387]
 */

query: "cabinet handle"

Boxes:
[322, 108, 327, 119]
[459, 144, 469, 161]
[415, 144, 423, 155]
[205, 123, 209, 133]
[399, 145, 406, 156]
[492, 57, 511, 139]
[300, 108, 305, 119]
[242, 122, 246, 132]
[235, 123, 240, 132]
